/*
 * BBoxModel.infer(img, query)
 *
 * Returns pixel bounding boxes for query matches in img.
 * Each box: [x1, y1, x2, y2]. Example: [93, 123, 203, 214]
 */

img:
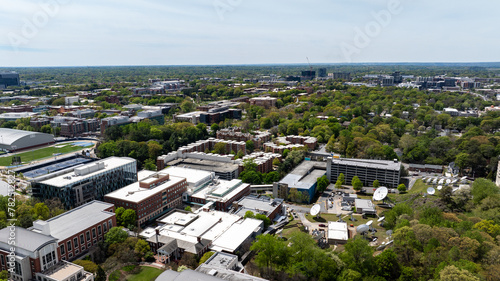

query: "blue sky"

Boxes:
[0, 0, 498, 66]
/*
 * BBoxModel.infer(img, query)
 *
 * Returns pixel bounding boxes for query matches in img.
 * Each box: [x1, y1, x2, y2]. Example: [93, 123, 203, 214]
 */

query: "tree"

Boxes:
[352, 176, 362, 191]
[115, 207, 125, 226]
[180, 99, 194, 113]
[250, 234, 289, 269]
[439, 265, 480, 281]
[184, 206, 192, 212]
[375, 249, 401, 280]
[471, 178, 499, 204]
[335, 173, 345, 189]
[397, 183, 407, 193]
[212, 142, 227, 154]
[121, 209, 136, 227]
[134, 239, 150, 257]
[246, 140, 255, 153]
[317, 175, 329, 193]
[373, 180, 380, 188]
[341, 236, 374, 275]
[199, 251, 215, 265]
[105, 227, 128, 245]
[33, 203, 50, 220]
[40, 124, 52, 134]
[263, 171, 280, 184]
[72, 260, 98, 273]
[147, 141, 162, 160]
[255, 214, 271, 229]
[95, 266, 106, 281]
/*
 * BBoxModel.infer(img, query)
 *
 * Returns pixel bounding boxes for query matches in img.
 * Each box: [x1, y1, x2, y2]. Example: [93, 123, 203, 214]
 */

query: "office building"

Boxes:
[233, 195, 285, 221]
[105, 170, 188, 225]
[249, 97, 277, 108]
[273, 161, 326, 203]
[0, 128, 54, 152]
[326, 158, 401, 188]
[0, 227, 93, 281]
[143, 210, 263, 259]
[100, 116, 130, 134]
[318, 68, 327, 78]
[0, 71, 20, 88]
[30, 201, 116, 262]
[195, 252, 268, 281]
[329, 72, 351, 80]
[0, 112, 37, 122]
[327, 222, 349, 244]
[355, 199, 376, 215]
[31, 157, 137, 209]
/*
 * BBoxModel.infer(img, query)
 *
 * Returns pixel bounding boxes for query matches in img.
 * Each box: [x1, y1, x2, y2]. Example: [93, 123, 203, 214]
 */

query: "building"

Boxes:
[100, 116, 131, 134]
[0, 128, 54, 152]
[273, 161, 326, 203]
[105, 170, 188, 225]
[327, 222, 349, 244]
[216, 128, 271, 148]
[249, 97, 277, 108]
[30, 201, 116, 262]
[143, 210, 263, 260]
[196, 252, 268, 281]
[156, 268, 267, 281]
[0, 112, 37, 122]
[326, 158, 401, 188]
[233, 195, 285, 221]
[355, 199, 376, 215]
[0, 105, 33, 113]
[329, 72, 351, 80]
[263, 135, 317, 153]
[164, 157, 240, 181]
[199, 108, 242, 125]
[301, 70, 316, 80]
[318, 68, 327, 78]
[239, 152, 281, 174]
[31, 157, 137, 209]
[136, 109, 165, 125]
[14, 154, 97, 179]
[64, 96, 79, 105]
[163, 166, 251, 211]
[173, 111, 204, 124]
[0, 227, 93, 281]
[0, 71, 20, 88]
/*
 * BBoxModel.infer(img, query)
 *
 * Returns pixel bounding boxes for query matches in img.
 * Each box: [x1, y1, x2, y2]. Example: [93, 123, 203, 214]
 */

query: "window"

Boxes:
[103, 222, 107, 233]
[68, 253, 73, 258]
[60, 244, 65, 255]
[108, 220, 112, 230]
[74, 238, 78, 248]
[92, 228, 96, 238]
[1, 255, 4, 266]
[67, 241, 72, 251]
[98, 225, 102, 236]
[80, 234, 84, 245]
[86, 231, 90, 241]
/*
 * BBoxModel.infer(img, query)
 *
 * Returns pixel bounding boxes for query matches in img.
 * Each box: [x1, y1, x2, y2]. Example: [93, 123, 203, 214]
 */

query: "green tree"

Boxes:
[341, 236, 374, 275]
[335, 173, 345, 189]
[33, 203, 50, 220]
[134, 239, 150, 257]
[95, 266, 106, 281]
[105, 227, 128, 245]
[352, 176, 362, 191]
[373, 180, 380, 188]
[180, 99, 194, 113]
[212, 142, 227, 154]
[250, 234, 289, 270]
[439, 265, 480, 281]
[244, 211, 255, 219]
[40, 124, 52, 134]
[471, 178, 499, 204]
[317, 175, 329, 193]
[246, 140, 255, 153]
[375, 249, 401, 280]
[255, 214, 271, 228]
[184, 206, 192, 212]
[397, 183, 407, 193]
[72, 260, 98, 273]
[115, 207, 125, 226]
[121, 209, 136, 227]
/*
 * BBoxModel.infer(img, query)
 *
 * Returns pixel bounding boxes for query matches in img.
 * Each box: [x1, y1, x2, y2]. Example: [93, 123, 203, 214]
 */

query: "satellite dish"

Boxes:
[373, 187, 388, 201]
[427, 187, 436, 195]
[310, 204, 321, 216]
[356, 224, 369, 234]
[446, 179, 451, 184]
[366, 220, 373, 227]
[437, 185, 443, 190]
[386, 230, 393, 237]
[377, 216, 385, 222]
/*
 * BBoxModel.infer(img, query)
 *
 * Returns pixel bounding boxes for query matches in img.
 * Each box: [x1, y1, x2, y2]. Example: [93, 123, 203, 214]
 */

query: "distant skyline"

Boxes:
[1, 0, 499, 67]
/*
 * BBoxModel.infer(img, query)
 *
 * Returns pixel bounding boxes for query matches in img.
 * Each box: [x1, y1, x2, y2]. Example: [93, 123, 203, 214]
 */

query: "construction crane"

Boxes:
[306, 57, 313, 72]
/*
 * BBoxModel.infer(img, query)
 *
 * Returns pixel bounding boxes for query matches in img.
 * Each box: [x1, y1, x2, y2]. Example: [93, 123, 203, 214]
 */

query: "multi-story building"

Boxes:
[0, 228, 94, 281]
[100, 116, 131, 134]
[328, 72, 351, 80]
[216, 128, 271, 148]
[233, 195, 285, 221]
[263, 135, 317, 154]
[0, 105, 33, 113]
[104, 170, 188, 225]
[60, 119, 100, 138]
[249, 97, 277, 108]
[31, 157, 137, 209]
[239, 152, 281, 174]
[30, 201, 116, 262]
[326, 158, 401, 188]
[199, 107, 242, 125]
[0, 71, 20, 88]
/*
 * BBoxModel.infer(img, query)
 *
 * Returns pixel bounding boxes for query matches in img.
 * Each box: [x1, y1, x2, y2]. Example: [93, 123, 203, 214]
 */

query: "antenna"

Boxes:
[373, 187, 388, 201]
[427, 187, 436, 195]
[310, 204, 321, 217]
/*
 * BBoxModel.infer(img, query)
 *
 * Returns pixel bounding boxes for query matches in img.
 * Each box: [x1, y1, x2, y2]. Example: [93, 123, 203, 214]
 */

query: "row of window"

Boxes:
[60, 220, 112, 259]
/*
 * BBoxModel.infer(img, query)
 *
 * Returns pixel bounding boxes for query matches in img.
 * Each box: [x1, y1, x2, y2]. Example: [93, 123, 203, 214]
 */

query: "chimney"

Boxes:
[155, 228, 160, 245]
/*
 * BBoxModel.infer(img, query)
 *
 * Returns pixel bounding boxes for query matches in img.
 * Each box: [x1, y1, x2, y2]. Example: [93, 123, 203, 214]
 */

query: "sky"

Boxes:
[0, 0, 499, 67]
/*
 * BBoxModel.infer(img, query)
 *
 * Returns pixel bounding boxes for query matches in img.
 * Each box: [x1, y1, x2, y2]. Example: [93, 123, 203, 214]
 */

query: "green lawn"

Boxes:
[109, 266, 164, 281]
[0, 142, 93, 166]
[282, 217, 305, 238]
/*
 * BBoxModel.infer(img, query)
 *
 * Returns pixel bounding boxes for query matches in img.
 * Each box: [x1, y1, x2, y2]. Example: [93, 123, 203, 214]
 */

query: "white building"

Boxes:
[327, 221, 349, 244]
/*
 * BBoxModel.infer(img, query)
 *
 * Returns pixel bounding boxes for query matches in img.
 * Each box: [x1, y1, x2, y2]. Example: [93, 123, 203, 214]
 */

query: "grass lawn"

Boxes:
[389, 179, 428, 203]
[0, 142, 93, 166]
[282, 217, 305, 238]
[109, 266, 164, 281]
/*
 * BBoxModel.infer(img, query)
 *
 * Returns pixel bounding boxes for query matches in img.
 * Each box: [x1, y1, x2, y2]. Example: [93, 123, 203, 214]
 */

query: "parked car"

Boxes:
[318, 224, 326, 227]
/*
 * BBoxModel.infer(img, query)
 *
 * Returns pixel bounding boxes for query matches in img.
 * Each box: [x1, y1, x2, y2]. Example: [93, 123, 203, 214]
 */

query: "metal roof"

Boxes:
[0, 227, 56, 253]
[0, 128, 52, 145]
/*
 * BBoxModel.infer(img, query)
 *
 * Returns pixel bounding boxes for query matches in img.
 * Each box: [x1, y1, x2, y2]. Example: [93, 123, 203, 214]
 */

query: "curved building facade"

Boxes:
[0, 128, 54, 152]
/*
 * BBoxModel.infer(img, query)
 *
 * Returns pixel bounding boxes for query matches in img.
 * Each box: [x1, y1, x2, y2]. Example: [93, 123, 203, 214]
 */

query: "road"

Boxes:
[471, 91, 490, 102]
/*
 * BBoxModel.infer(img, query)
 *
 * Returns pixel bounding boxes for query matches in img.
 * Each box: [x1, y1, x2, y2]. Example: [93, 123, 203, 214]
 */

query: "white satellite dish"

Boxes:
[377, 216, 385, 222]
[373, 187, 388, 201]
[366, 220, 373, 227]
[310, 204, 321, 216]
[427, 187, 436, 195]
[437, 185, 443, 190]
[446, 179, 451, 184]
[356, 224, 369, 234]
[461, 176, 467, 180]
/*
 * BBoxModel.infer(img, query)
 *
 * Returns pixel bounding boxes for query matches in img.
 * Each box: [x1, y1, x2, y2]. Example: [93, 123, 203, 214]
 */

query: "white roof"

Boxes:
[38, 157, 136, 187]
[161, 166, 213, 189]
[31, 201, 114, 241]
[211, 218, 262, 253]
[328, 221, 348, 241]
[0, 128, 51, 145]
[104, 175, 185, 203]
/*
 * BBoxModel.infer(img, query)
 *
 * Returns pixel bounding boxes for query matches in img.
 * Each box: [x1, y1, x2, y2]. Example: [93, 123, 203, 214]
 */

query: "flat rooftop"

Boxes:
[40, 262, 83, 281]
[104, 174, 185, 203]
[211, 218, 262, 253]
[31, 201, 115, 241]
[36, 157, 136, 187]
[161, 166, 213, 187]
[329, 158, 400, 171]
[235, 196, 283, 217]
[166, 158, 239, 174]
[176, 111, 203, 118]
[328, 222, 348, 241]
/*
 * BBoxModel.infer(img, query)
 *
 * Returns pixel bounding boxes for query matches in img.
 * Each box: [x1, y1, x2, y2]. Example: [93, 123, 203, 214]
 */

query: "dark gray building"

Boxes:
[0, 71, 20, 88]
[326, 158, 401, 188]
